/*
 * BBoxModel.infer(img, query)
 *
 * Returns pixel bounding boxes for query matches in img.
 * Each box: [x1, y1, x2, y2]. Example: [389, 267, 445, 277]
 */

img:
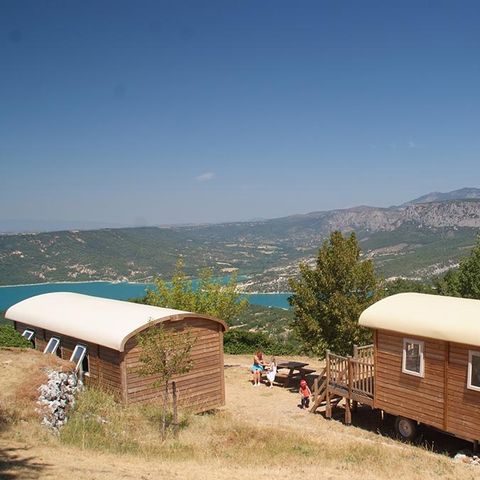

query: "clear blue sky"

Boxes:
[1, 0, 479, 228]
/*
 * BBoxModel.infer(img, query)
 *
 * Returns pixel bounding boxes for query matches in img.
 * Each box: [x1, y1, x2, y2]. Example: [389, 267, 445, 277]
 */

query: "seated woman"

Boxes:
[251, 350, 266, 387]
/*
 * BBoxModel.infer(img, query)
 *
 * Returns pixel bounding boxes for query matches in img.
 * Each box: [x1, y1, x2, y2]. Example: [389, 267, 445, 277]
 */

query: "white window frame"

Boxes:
[467, 350, 480, 392]
[402, 338, 425, 378]
[22, 329, 35, 341]
[70, 344, 88, 373]
[43, 337, 60, 355]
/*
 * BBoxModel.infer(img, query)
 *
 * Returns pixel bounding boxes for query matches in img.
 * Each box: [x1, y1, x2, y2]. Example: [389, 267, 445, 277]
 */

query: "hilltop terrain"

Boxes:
[1, 188, 479, 289]
[403, 187, 480, 205]
[0, 348, 475, 479]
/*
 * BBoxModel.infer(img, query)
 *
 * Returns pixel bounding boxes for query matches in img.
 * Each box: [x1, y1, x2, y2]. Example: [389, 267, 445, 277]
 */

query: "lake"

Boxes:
[0, 282, 291, 311]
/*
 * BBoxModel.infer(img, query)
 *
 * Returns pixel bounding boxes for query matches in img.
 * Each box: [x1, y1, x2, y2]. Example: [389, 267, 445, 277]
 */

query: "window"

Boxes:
[70, 345, 89, 375]
[402, 338, 424, 377]
[467, 351, 480, 392]
[21, 329, 35, 347]
[44, 337, 60, 355]
[22, 329, 35, 341]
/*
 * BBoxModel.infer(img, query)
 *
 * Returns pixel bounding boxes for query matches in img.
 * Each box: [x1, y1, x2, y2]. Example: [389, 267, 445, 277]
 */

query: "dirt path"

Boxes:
[224, 354, 324, 428]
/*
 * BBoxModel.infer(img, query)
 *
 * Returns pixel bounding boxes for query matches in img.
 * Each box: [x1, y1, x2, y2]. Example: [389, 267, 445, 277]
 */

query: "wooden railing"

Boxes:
[326, 346, 374, 400]
[350, 357, 374, 398]
[321, 344, 375, 421]
[353, 344, 374, 364]
[327, 352, 349, 390]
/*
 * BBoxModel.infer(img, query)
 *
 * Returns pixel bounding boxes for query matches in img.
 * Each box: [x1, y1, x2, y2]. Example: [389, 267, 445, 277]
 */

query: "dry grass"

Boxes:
[0, 348, 73, 426]
[0, 349, 478, 479]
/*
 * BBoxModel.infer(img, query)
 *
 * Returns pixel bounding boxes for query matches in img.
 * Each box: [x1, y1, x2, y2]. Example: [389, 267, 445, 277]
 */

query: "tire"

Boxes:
[394, 416, 417, 441]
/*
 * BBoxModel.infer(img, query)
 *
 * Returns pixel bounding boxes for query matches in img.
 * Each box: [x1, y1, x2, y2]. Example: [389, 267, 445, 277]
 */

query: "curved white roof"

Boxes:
[359, 292, 480, 346]
[5, 292, 226, 351]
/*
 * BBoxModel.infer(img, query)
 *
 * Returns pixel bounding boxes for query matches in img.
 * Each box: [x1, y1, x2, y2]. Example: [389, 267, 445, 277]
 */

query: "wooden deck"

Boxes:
[311, 344, 374, 424]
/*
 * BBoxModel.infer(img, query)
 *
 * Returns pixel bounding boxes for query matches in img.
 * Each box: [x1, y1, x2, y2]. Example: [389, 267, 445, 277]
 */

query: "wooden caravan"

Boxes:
[313, 293, 480, 445]
[6, 292, 227, 412]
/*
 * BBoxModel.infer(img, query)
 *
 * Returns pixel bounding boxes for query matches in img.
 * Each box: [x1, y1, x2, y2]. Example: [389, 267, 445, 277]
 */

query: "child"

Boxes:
[266, 356, 277, 388]
[299, 379, 311, 409]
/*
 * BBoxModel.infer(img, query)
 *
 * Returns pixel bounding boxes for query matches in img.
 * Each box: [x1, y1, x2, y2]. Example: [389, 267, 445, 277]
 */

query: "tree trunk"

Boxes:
[162, 381, 169, 440]
[172, 381, 178, 438]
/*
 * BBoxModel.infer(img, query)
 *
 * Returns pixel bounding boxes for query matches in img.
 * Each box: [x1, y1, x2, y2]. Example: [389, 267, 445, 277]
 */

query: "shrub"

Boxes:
[0, 325, 32, 348]
[223, 330, 299, 355]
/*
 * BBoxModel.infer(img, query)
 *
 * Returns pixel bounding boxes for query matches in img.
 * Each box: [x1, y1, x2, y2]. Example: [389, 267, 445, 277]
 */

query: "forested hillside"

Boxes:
[1, 193, 479, 289]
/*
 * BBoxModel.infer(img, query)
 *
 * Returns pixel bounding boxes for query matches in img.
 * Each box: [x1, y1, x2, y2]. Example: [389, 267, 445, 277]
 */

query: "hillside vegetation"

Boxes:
[1, 195, 480, 289]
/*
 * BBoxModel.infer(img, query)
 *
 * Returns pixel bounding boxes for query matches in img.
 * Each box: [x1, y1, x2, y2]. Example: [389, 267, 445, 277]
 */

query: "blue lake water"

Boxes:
[0, 282, 291, 311]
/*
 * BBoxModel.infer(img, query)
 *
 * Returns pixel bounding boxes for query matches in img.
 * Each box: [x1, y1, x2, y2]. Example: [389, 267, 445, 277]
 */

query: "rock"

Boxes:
[37, 369, 83, 433]
[454, 451, 480, 466]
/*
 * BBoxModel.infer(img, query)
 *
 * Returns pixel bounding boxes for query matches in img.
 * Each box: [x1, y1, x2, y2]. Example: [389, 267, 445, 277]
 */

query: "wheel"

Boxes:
[394, 416, 417, 441]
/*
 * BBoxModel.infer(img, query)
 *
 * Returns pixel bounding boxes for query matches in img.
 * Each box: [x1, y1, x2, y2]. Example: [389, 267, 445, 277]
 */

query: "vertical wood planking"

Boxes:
[375, 330, 446, 430]
[124, 318, 225, 411]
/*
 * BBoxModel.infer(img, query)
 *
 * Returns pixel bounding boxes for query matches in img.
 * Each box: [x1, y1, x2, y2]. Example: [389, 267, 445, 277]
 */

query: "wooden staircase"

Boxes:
[310, 366, 342, 413]
[309, 344, 375, 420]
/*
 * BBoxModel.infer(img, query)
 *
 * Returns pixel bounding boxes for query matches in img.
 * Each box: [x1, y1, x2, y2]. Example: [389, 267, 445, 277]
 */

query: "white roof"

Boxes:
[5, 292, 226, 351]
[359, 293, 480, 346]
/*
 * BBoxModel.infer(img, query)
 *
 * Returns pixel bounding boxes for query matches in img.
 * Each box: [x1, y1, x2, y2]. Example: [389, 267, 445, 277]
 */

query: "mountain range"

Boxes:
[1, 188, 479, 290]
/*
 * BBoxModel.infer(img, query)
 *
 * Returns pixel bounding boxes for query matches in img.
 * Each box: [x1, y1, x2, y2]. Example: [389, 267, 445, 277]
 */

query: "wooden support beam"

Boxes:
[310, 389, 326, 412]
[346, 355, 353, 425]
[312, 376, 319, 402]
[345, 398, 351, 425]
[325, 389, 332, 418]
[325, 350, 332, 418]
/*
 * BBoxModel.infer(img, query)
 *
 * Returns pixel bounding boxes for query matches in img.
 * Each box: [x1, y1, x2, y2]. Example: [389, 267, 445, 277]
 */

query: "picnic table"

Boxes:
[276, 361, 316, 388]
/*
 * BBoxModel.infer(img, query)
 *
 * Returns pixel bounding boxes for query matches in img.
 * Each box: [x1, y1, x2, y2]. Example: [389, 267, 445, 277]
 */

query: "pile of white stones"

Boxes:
[454, 451, 480, 466]
[37, 369, 83, 432]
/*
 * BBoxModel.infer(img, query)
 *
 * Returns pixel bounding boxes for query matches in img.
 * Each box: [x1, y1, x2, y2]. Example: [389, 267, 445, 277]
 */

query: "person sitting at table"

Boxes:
[266, 356, 277, 388]
[299, 379, 312, 409]
[251, 350, 266, 387]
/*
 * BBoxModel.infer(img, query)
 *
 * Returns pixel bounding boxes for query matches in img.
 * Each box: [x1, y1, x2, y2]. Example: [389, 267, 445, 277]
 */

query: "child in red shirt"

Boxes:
[299, 379, 311, 409]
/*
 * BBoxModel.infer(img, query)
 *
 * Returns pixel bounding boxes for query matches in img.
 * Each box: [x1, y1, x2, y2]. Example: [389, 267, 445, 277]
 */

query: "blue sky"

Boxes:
[1, 1, 479, 228]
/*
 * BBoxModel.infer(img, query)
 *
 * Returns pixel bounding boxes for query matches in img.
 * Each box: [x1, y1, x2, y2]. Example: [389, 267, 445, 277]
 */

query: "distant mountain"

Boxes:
[0, 219, 125, 234]
[403, 188, 480, 205]
[1, 189, 479, 290]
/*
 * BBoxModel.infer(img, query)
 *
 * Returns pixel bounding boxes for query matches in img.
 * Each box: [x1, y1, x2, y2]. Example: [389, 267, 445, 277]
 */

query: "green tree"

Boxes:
[143, 260, 248, 323]
[435, 236, 480, 299]
[288, 231, 381, 357]
[457, 235, 480, 299]
[434, 268, 461, 297]
[134, 323, 196, 439]
[384, 278, 436, 296]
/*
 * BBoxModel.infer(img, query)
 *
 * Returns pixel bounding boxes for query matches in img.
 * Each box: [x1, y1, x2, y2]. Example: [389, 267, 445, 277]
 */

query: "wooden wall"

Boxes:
[375, 330, 480, 442]
[123, 318, 225, 412]
[374, 330, 446, 430]
[446, 342, 480, 440]
[14, 321, 123, 397]
[14, 317, 226, 412]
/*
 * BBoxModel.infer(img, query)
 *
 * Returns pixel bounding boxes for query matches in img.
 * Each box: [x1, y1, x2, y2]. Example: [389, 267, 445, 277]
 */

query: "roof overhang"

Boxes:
[359, 292, 480, 346]
[5, 292, 227, 351]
